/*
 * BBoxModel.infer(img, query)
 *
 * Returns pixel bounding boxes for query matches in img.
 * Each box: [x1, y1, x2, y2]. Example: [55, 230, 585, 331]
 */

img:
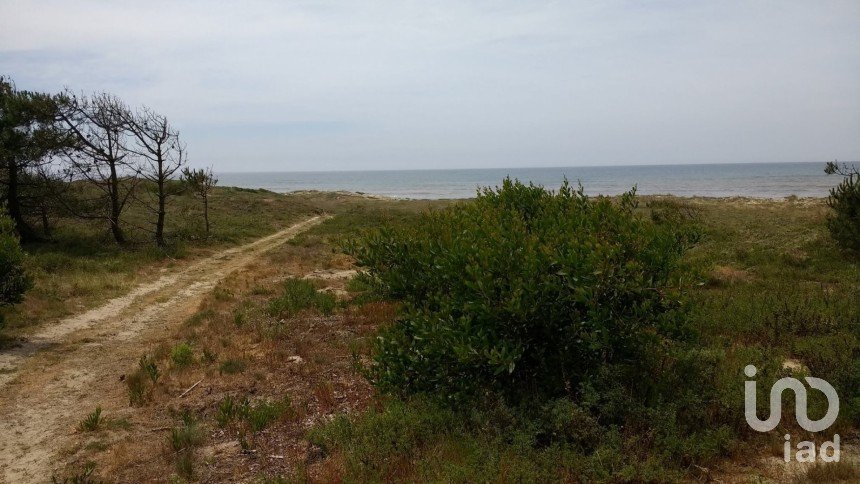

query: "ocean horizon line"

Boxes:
[216, 160, 846, 175]
[216, 161, 845, 200]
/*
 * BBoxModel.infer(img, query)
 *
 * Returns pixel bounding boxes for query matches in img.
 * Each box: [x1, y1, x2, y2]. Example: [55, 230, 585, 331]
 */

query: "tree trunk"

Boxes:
[203, 195, 210, 237]
[155, 178, 166, 247]
[39, 202, 52, 239]
[5, 158, 37, 243]
[108, 162, 126, 244]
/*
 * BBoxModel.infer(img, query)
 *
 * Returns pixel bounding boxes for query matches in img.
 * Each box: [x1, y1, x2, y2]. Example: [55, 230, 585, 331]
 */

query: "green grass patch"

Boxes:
[267, 278, 336, 317]
[170, 343, 194, 367]
[170, 412, 204, 479]
[215, 395, 294, 432]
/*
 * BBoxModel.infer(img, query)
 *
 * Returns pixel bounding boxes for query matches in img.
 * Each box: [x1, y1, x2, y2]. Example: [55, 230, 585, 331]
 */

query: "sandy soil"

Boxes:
[0, 216, 324, 484]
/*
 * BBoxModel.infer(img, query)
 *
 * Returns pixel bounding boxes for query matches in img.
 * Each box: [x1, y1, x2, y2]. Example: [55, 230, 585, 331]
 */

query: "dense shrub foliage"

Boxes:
[825, 161, 860, 253]
[348, 179, 698, 402]
[0, 211, 30, 330]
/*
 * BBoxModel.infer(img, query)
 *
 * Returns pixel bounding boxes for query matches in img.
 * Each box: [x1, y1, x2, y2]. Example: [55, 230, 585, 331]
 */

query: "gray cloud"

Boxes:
[1, 0, 858, 171]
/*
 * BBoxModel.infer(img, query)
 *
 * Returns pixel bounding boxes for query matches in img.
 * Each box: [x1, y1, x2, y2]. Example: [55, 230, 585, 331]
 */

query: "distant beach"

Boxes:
[218, 162, 842, 199]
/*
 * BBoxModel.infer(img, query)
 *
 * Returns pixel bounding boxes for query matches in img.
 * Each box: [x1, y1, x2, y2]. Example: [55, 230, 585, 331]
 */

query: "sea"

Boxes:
[218, 162, 848, 200]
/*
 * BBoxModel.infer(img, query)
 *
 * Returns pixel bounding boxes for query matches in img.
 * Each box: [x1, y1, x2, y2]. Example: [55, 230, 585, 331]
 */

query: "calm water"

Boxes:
[218, 162, 846, 199]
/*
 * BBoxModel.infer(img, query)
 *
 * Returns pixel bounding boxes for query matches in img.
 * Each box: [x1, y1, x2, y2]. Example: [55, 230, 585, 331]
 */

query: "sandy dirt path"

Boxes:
[0, 216, 324, 483]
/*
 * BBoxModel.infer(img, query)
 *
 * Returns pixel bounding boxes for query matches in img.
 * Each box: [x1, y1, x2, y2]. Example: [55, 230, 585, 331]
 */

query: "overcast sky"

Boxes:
[1, 1, 858, 172]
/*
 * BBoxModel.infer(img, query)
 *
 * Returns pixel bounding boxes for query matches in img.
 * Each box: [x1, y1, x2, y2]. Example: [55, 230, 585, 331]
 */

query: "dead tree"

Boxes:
[181, 167, 217, 237]
[57, 92, 137, 244]
[125, 107, 186, 247]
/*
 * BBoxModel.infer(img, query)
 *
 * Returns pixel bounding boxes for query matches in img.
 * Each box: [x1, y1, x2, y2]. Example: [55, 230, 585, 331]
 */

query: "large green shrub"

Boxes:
[347, 179, 697, 403]
[825, 161, 860, 253]
[0, 211, 31, 331]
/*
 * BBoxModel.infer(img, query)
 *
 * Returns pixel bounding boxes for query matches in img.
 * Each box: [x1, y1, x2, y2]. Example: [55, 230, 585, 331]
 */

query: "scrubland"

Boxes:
[8, 186, 856, 483]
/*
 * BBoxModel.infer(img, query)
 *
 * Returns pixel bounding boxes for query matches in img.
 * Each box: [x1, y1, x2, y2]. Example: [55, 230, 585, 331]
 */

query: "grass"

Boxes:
[169, 343, 194, 367]
[170, 412, 203, 451]
[1, 187, 327, 337]
[127, 353, 161, 405]
[247, 398, 294, 431]
[30, 192, 435, 482]
[51, 461, 99, 484]
[304, 196, 860, 482]
[77, 407, 104, 432]
[267, 278, 336, 317]
[218, 358, 246, 374]
[184, 308, 215, 327]
[215, 395, 294, 431]
[126, 370, 149, 406]
[139, 355, 159, 383]
[77, 407, 133, 434]
[170, 412, 204, 479]
[801, 461, 860, 482]
[46, 192, 859, 482]
[306, 398, 674, 482]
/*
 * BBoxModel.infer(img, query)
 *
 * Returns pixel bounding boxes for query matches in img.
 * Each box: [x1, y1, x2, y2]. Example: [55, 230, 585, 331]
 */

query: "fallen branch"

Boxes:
[179, 378, 204, 398]
[149, 426, 171, 432]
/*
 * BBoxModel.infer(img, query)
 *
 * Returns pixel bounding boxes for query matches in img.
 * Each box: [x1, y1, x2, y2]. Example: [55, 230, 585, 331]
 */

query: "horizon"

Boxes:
[214, 161, 844, 200]
[2, 1, 859, 171]
[216, 159, 843, 175]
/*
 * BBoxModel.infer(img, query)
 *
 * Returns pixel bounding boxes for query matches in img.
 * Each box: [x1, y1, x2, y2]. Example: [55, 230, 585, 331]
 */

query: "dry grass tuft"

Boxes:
[798, 461, 860, 482]
[710, 265, 752, 286]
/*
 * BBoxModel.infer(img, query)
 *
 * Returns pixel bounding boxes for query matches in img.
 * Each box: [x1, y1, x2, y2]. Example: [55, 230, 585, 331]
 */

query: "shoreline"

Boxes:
[216, 162, 840, 201]
[276, 188, 829, 203]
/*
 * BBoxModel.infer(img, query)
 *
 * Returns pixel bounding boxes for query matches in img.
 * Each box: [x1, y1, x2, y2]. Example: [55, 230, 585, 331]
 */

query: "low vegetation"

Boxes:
[825, 161, 860, 253]
[332, 181, 736, 478]
[170, 342, 195, 367]
[0, 211, 30, 336]
[38, 187, 860, 482]
[51, 461, 99, 484]
[0, 188, 321, 338]
[170, 412, 204, 479]
[317, 183, 859, 481]
[350, 180, 697, 403]
[77, 407, 104, 432]
[216, 395, 294, 432]
[267, 277, 336, 318]
[218, 358, 246, 375]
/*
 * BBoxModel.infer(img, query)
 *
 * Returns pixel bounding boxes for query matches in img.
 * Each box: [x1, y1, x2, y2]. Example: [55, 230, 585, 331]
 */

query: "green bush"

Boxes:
[825, 161, 860, 253]
[170, 343, 194, 367]
[646, 198, 702, 247]
[347, 179, 697, 403]
[0, 211, 31, 331]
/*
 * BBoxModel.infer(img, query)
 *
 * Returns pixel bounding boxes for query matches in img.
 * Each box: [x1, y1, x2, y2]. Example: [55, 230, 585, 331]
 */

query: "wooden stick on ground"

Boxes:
[179, 378, 204, 398]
